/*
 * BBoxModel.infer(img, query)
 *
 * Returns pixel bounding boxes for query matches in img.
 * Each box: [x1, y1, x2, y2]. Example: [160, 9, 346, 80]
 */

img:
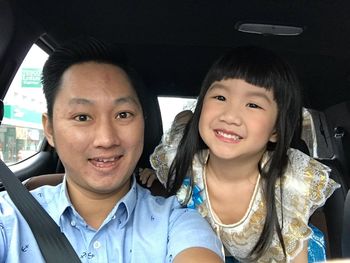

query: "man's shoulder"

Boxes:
[29, 183, 63, 202]
[134, 183, 206, 223]
[136, 182, 178, 207]
[0, 183, 63, 211]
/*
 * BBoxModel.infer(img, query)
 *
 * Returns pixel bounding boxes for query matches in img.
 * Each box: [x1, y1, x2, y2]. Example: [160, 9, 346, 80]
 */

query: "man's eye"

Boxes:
[214, 95, 226, 101]
[74, 115, 91, 121]
[117, 112, 133, 119]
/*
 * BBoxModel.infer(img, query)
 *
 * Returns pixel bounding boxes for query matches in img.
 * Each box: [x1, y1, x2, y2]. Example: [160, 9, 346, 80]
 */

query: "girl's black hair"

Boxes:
[167, 46, 302, 261]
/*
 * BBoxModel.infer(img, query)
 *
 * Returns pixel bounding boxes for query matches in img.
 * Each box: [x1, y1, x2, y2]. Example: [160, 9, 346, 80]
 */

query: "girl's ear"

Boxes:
[269, 130, 278, 143]
[42, 113, 55, 147]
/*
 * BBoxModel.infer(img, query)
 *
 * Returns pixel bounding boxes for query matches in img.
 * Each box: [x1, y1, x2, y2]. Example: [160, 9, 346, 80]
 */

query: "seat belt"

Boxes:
[0, 160, 81, 262]
[342, 189, 350, 257]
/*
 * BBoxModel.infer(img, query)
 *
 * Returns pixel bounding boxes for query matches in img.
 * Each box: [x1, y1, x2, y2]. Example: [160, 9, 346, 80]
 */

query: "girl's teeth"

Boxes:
[217, 131, 240, 140]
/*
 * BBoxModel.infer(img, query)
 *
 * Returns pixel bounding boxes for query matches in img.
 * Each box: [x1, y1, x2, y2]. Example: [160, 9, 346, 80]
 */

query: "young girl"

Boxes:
[143, 46, 340, 262]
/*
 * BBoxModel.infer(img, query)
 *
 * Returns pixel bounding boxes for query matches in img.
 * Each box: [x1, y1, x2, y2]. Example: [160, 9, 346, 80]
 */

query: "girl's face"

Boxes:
[199, 78, 278, 163]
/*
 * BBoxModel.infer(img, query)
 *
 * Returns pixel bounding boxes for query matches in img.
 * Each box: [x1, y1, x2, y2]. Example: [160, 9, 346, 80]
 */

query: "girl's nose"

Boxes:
[219, 103, 243, 125]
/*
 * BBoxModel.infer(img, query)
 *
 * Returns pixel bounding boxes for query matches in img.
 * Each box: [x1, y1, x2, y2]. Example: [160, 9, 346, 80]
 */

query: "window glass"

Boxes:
[1, 44, 48, 164]
[157, 96, 196, 132]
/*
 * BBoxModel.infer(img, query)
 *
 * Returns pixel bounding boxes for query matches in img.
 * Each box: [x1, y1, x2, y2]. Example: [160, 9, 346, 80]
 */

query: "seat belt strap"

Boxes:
[0, 160, 81, 262]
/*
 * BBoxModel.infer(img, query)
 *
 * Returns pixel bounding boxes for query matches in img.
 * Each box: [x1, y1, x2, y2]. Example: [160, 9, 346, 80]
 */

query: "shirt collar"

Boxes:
[52, 175, 72, 224]
[54, 174, 139, 228]
[115, 175, 138, 228]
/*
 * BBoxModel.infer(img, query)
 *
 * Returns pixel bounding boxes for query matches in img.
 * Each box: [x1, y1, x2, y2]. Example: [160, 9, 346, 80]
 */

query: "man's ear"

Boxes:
[42, 113, 55, 147]
[269, 130, 278, 143]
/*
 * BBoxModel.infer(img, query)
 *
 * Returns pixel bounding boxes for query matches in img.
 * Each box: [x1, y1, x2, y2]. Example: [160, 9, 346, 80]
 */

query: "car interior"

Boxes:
[1, 0, 350, 260]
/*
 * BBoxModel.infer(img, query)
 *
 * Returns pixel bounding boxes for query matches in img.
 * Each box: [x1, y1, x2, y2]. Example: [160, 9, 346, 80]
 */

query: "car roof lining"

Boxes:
[10, 0, 350, 111]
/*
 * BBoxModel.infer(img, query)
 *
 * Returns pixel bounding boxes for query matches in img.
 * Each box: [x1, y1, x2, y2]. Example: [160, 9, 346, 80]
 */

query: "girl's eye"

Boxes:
[214, 95, 226, 101]
[247, 103, 262, 109]
[117, 112, 133, 119]
[74, 115, 91, 121]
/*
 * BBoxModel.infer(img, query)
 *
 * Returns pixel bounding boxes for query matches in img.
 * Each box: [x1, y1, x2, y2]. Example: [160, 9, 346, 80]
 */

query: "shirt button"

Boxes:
[70, 220, 76, 227]
[93, 241, 101, 249]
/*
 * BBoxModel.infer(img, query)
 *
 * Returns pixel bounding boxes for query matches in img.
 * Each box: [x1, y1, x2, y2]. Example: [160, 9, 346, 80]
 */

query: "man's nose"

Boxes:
[93, 119, 120, 148]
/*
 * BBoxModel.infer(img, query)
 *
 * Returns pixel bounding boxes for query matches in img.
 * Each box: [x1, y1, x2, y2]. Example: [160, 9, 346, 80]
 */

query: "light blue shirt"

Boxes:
[0, 175, 223, 262]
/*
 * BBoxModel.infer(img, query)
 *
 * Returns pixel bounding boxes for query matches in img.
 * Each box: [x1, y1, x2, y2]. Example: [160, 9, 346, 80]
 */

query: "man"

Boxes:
[0, 37, 223, 262]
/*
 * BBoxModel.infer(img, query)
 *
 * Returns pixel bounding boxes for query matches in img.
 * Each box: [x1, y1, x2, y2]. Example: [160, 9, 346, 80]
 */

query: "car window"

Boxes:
[1, 44, 48, 164]
[157, 96, 196, 133]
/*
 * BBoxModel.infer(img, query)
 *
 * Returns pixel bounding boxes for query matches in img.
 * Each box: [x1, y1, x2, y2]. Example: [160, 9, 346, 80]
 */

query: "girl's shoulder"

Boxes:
[257, 149, 340, 261]
[278, 148, 340, 220]
[176, 150, 208, 212]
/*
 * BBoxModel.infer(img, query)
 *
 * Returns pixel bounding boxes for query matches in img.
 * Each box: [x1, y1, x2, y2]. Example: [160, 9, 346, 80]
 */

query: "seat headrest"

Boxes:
[137, 94, 163, 168]
[291, 137, 310, 156]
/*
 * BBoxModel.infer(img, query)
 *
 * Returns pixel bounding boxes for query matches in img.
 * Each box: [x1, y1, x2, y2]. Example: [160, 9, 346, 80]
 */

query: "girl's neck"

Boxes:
[206, 153, 260, 184]
[204, 154, 261, 225]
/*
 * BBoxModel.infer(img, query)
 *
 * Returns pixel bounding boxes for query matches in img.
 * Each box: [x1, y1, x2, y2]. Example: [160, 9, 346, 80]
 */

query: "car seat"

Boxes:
[300, 108, 349, 258]
[342, 189, 350, 258]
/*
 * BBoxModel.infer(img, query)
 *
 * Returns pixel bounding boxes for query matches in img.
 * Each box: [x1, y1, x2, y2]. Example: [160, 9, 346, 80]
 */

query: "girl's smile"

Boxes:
[214, 129, 242, 143]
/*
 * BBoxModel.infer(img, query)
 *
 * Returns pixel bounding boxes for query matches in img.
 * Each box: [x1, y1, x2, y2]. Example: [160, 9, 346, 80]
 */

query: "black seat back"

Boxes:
[342, 189, 350, 257]
[301, 108, 349, 258]
[292, 108, 349, 258]
[321, 159, 348, 258]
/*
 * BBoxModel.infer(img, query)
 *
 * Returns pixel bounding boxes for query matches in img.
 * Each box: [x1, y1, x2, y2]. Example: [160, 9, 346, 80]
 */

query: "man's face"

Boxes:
[43, 62, 144, 199]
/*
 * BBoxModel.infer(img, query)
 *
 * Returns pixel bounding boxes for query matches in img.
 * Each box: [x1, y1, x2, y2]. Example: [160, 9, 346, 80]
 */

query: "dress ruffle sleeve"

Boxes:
[266, 148, 341, 261]
[149, 111, 190, 187]
[277, 148, 340, 221]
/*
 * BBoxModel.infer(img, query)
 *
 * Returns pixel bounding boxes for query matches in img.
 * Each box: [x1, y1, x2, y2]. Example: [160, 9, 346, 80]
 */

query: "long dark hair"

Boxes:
[168, 46, 302, 260]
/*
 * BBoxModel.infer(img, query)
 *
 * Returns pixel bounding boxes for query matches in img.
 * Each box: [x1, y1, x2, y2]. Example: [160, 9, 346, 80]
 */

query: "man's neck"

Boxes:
[66, 178, 131, 229]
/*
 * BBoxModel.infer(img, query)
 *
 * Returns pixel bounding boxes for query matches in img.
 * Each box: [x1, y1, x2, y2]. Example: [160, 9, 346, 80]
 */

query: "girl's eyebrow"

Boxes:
[208, 82, 274, 104]
[208, 82, 226, 91]
[245, 91, 274, 104]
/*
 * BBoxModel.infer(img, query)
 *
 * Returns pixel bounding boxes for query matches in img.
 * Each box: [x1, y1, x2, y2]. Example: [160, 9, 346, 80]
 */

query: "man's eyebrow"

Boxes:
[114, 96, 140, 107]
[67, 96, 140, 107]
[68, 98, 93, 106]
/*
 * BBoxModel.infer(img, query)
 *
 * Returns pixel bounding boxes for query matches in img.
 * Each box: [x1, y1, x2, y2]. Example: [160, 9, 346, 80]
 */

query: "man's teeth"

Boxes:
[217, 131, 241, 140]
[96, 157, 116, 162]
